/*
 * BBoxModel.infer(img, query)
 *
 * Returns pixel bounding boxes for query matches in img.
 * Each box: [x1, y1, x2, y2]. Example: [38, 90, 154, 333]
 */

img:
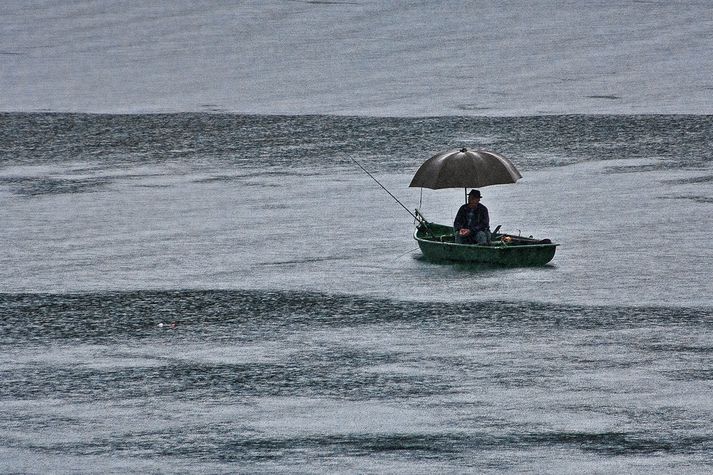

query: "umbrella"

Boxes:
[409, 148, 522, 190]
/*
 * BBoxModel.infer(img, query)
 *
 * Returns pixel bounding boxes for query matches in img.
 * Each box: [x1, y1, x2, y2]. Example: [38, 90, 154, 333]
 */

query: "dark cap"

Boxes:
[468, 189, 482, 198]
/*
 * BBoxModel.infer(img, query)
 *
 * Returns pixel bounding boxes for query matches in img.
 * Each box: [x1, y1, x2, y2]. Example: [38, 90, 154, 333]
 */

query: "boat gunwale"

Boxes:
[413, 227, 559, 249]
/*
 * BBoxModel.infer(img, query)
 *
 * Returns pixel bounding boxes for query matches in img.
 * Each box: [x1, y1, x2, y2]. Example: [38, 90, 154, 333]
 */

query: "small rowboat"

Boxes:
[414, 221, 558, 267]
[351, 148, 559, 267]
[406, 149, 558, 267]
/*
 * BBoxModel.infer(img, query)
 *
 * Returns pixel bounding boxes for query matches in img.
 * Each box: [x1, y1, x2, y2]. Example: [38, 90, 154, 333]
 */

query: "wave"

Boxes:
[1, 113, 711, 171]
[2, 289, 711, 345]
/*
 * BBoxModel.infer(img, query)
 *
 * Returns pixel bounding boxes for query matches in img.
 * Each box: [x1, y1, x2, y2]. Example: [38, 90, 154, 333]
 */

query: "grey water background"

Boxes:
[2, 1, 713, 473]
[2, 113, 713, 473]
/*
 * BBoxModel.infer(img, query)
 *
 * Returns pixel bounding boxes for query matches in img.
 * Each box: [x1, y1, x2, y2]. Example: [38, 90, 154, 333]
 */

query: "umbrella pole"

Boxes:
[464, 188, 467, 204]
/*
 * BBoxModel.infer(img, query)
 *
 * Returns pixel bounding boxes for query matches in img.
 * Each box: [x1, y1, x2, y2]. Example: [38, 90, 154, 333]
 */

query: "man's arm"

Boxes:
[453, 205, 466, 230]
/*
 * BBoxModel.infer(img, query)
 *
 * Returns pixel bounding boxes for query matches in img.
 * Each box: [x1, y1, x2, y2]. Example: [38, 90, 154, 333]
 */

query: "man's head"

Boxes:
[468, 189, 481, 205]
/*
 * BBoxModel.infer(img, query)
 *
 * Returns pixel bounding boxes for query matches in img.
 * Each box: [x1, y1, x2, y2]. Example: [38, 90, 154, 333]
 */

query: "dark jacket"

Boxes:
[454, 203, 489, 233]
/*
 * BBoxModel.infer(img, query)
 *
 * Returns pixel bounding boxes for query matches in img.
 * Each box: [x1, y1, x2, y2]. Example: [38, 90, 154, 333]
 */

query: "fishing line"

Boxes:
[415, 188, 424, 227]
[393, 247, 420, 260]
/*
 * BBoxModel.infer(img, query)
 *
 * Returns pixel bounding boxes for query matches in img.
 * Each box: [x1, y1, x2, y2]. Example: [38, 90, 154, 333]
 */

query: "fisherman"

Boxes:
[454, 189, 491, 244]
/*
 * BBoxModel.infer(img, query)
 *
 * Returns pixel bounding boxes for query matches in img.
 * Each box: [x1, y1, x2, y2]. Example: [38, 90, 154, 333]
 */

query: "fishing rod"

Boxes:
[349, 156, 418, 221]
[349, 156, 436, 237]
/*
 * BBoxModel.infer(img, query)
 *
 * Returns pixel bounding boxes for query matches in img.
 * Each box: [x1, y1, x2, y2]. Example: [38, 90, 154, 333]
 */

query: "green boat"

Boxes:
[414, 221, 558, 267]
[405, 148, 559, 267]
[352, 147, 559, 266]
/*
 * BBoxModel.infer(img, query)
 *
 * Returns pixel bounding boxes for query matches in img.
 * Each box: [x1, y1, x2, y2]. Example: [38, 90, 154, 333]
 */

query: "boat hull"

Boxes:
[414, 223, 557, 267]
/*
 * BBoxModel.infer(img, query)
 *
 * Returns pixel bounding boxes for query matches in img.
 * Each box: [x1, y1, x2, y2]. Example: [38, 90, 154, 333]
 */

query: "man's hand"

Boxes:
[458, 228, 471, 237]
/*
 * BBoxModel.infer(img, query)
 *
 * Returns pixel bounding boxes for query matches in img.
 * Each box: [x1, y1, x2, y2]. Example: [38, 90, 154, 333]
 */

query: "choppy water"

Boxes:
[1, 113, 713, 472]
[3, 2, 713, 471]
[1, 290, 712, 473]
[2, 114, 712, 305]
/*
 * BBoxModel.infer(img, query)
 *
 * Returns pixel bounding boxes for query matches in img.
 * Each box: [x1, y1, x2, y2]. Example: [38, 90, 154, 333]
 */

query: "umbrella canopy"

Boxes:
[409, 148, 522, 189]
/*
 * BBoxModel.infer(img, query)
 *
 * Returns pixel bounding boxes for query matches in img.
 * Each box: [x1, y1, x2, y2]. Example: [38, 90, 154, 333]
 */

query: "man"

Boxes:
[454, 189, 491, 244]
